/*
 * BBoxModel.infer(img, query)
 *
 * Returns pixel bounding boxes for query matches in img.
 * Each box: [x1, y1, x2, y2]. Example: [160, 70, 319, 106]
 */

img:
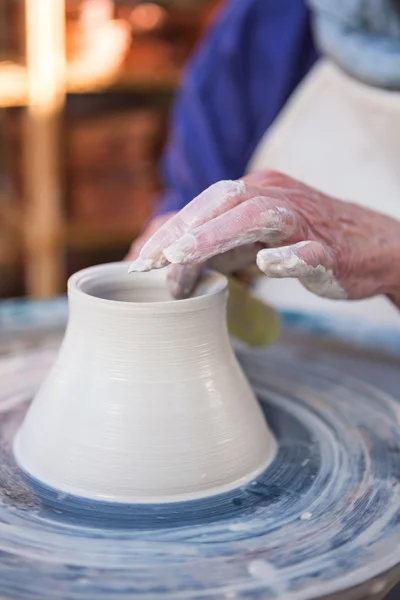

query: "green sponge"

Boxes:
[227, 276, 280, 348]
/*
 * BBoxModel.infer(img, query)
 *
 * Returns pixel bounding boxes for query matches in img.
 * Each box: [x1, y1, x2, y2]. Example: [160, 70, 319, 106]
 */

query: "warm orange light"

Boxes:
[130, 3, 167, 32]
[25, 0, 66, 115]
[0, 62, 27, 107]
[67, 20, 130, 89]
[80, 0, 114, 32]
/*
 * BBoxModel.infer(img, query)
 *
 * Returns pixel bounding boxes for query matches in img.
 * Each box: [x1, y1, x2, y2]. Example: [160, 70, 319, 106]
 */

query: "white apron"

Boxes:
[247, 59, 400, 327]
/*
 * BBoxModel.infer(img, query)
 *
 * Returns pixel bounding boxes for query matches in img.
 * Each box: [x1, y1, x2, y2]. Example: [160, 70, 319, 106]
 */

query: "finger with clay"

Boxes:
[127, 180, 260, 299]
[126, 212, 201, 300]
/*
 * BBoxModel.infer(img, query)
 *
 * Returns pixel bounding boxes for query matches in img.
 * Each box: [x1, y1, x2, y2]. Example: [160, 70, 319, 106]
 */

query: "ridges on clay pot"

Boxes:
[14, 263, 275, 503]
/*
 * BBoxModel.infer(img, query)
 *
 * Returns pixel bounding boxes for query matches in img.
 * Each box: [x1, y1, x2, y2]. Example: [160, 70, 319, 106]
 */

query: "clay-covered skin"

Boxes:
[127, 170, 400, 306]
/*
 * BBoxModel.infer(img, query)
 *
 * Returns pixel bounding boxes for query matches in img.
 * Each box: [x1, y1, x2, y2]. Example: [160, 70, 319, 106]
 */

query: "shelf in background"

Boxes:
[68, 68, 179, 95]
[0, 61, 178, 108]
[0, 0, 216, 298]
[0, 246, 21, 267]
[0, 198, 141, 263]
[0, 198, 22, 267]
[0, 198, 24, 234]
[65, 221, 141, 250]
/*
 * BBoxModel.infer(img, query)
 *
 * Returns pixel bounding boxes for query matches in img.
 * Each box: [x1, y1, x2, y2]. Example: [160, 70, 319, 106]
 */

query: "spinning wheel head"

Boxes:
[0, 341, 399, 599]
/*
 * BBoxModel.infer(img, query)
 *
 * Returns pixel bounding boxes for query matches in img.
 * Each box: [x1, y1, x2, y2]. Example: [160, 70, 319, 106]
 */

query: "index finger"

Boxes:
[163, 195, 300, 265]
[128, 179, 254, 272]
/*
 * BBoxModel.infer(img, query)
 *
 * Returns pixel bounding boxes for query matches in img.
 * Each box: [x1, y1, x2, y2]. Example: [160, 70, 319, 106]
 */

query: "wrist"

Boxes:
[344, 204, 400, 305]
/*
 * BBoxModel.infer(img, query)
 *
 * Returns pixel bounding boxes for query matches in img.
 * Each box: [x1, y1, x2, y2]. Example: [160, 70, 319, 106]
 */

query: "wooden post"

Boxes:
[23, 0, 66, 298]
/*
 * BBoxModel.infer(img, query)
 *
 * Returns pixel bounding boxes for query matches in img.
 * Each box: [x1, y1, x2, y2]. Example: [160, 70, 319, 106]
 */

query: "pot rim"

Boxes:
[68, 262, 228, 312]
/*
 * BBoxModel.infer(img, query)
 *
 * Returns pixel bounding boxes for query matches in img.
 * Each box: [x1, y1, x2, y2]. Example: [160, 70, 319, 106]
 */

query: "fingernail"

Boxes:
[163, 234, 196, 264]
[128, 255, 169, 273]
[168, 279, 180, 299]
[128, 257, 154, 273]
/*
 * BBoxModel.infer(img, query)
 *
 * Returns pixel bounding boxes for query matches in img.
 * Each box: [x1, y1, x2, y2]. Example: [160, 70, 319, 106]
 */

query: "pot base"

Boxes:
[20, 454, 273, 529]
[14, 439, 275, 506]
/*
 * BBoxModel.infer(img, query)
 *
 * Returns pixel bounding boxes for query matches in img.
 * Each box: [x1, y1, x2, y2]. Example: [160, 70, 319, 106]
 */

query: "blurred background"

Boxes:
[0, 0, 220, 299]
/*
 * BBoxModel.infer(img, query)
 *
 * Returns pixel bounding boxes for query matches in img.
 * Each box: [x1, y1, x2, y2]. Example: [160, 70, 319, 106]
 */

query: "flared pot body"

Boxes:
[14, 263, 275, 503]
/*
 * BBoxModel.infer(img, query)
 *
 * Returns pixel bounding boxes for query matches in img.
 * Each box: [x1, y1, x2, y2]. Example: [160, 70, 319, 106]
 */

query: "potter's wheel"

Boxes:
[1, 308, 400, 599]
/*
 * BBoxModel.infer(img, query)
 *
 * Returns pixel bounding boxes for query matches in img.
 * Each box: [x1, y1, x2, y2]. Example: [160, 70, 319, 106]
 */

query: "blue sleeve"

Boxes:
[156, 0, 318, 216]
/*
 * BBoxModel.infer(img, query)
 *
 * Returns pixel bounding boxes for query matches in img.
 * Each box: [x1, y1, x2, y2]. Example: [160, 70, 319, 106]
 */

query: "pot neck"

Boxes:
[61, 286, 232, 376]
[62, 265, 232, 373]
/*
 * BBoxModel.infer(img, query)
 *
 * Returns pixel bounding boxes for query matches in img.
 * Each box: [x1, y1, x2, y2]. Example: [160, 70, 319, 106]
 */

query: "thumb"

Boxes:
[256, 241, 346, 300]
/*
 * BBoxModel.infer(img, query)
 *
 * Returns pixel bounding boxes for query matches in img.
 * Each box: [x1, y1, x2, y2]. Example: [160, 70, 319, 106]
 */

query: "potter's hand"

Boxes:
[128, 171, 400, 305]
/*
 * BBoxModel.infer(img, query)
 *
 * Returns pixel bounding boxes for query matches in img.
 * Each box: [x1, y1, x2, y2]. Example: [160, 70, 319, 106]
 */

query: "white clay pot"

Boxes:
[14, 263, 275, 503]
